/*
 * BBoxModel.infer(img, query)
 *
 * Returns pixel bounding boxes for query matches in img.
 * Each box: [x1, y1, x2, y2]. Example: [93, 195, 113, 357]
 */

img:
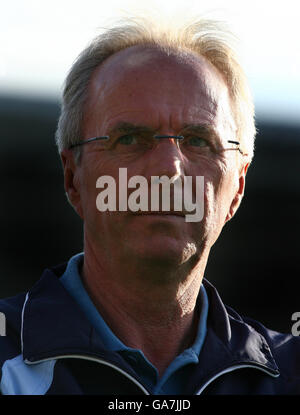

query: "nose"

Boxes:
[145, 137, 186, 180]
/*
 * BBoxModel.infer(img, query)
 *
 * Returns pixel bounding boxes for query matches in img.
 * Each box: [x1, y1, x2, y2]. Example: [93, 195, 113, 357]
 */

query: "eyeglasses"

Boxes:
[68, 133, 248, 157]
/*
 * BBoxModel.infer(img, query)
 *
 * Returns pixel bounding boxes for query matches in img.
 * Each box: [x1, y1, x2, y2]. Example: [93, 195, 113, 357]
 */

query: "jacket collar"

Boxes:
[199, 279, 280, 376]
[21, 266, 134, 373]
[21, 265, 279, 378]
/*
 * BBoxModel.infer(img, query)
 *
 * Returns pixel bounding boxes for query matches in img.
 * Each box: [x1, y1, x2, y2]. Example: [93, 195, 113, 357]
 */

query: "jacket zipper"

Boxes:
[196, 363, 280, 394]
[24, 354, 150, 395]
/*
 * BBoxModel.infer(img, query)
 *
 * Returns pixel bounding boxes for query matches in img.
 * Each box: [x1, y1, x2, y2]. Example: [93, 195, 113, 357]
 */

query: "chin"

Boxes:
[133, 237, 198, 267]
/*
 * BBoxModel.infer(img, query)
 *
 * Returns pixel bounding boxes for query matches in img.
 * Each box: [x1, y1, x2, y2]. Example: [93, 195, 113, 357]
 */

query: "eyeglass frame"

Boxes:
[68, 135, 248, 156]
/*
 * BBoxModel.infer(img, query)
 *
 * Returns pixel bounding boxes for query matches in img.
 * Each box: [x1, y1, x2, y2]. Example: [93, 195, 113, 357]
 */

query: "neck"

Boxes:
[81, 236, 209, 375]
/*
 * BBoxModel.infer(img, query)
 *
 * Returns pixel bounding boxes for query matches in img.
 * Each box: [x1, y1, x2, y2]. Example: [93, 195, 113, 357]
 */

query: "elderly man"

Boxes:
[0, 17, 299, 395]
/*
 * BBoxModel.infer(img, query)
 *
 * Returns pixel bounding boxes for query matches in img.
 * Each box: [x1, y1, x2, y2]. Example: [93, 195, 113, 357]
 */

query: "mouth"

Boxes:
[132, 211, 186, 218]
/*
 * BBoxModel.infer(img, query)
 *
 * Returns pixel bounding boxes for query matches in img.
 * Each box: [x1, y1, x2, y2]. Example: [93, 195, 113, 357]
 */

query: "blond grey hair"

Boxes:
[55, 16, 256, 162]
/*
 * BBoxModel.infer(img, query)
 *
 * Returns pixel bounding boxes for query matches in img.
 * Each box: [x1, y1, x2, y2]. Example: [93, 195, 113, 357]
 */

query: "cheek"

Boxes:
[77, 158, 103, 219]
[79, 152, 133, 223]
[201, 161, 234, 217]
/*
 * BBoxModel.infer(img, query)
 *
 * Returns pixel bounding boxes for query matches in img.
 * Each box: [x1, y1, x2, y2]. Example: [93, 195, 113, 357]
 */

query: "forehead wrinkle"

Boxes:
[102, 107, 162, 133]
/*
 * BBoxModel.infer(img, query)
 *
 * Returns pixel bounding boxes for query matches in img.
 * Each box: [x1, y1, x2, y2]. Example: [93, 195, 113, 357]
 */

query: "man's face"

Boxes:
[63, 46, 248, 271]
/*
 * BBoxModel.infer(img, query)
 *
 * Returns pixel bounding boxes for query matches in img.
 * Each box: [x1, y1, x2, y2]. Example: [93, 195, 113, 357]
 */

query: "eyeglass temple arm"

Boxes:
[227, 140, 248, 156]
[69, 136, 109, 149]
[155, 137, 246, 155]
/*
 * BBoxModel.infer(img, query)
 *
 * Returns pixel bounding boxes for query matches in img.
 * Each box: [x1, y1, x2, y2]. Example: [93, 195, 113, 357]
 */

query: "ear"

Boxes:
[225, 162, 249, 223]
[60, 149, 83, 219]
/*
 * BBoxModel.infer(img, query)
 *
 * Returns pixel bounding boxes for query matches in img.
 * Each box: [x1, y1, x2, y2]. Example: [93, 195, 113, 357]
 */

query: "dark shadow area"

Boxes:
[0, 94, 299, 334]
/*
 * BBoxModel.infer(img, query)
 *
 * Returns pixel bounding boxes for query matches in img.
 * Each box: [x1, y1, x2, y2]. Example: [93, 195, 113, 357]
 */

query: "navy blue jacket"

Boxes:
[0, 263, 299, 395]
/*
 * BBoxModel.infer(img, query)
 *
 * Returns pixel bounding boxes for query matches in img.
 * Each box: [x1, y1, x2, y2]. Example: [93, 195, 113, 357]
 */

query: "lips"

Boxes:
[132, 210, 185, 217]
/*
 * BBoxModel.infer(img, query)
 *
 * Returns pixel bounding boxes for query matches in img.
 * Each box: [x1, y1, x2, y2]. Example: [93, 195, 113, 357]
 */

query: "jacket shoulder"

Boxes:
[243, 316, 300, 380]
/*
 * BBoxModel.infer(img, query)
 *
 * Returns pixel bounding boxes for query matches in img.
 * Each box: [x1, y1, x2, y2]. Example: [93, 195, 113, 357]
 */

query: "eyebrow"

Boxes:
[107, 122, 221, 142]
[107, 122, 157, 136]
[181, 124, 221, 140]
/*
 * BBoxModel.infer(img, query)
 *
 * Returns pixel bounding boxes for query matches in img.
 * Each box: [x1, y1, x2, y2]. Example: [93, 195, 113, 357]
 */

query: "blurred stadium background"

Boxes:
[0, 1, 299, 335]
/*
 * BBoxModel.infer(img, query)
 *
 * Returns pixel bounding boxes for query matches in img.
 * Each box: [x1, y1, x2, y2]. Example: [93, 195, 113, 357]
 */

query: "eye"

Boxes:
[117, 134, 138, 145]
[186, 136, 209, 147]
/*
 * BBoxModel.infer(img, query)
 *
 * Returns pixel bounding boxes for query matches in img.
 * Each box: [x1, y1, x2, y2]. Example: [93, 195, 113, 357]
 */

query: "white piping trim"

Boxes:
[25, 354, 150, 395]
[196, 364, 280, 394]
[20, 291, 278, 395]
[20, 292, 29, 355]
[20, 291, 149, 394]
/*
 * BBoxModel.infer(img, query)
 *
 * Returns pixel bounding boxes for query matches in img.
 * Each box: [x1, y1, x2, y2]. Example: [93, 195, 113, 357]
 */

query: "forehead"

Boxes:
[84, 45, 235, 136]
[89, 44, 226, 98]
